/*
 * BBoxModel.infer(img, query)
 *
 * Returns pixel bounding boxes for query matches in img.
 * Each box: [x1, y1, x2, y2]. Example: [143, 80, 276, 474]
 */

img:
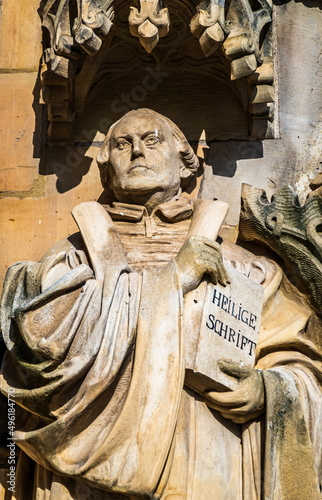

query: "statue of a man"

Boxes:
[1, 109, 321, 499]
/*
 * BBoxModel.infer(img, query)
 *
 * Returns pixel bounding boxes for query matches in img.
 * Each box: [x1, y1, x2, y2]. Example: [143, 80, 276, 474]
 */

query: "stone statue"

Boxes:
[0, 109, 321, 499]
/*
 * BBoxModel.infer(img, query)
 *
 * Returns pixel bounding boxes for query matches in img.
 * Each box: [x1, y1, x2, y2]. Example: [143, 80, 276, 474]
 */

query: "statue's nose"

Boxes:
[132, 139, 145, 159]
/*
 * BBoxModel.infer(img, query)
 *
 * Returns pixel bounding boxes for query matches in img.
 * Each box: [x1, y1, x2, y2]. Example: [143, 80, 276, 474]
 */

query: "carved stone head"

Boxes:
[97, 109, 199, 206]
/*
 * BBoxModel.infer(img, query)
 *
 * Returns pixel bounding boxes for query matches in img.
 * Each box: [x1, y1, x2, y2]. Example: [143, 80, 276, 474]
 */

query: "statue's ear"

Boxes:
[171, 125, 199, 188]
[172, 133, 187, 174]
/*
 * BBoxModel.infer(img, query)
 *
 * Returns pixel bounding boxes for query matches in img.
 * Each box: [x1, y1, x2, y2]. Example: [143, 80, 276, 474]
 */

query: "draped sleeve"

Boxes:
[0, 202, 185, 499]
[242, 256, 322, 500]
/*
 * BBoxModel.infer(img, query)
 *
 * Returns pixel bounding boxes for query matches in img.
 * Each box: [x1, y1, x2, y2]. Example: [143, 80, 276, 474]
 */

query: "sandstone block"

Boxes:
[0, 73, 40, 191]
[0, 0, 42, 70]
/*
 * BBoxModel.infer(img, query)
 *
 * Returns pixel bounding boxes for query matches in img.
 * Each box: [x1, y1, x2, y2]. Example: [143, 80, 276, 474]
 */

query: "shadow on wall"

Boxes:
[36, 63, 256, 194]
[33, 0, 266, 195]
[42, 146, 93, 193]
[207, 140, 264, 179]
[32, 68, 46, 173]
[32, 54, 266, 194]
[31, 61, 95, 193]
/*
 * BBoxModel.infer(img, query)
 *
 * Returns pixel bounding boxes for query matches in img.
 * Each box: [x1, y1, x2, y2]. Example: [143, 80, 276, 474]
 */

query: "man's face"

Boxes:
[107, 112, 182, 204]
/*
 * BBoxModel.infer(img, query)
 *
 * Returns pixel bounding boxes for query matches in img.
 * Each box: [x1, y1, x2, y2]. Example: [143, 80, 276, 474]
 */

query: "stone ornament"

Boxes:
[190, 0, 227, 57]
[39, 0, 274, 143]
[240, 182, 322, 315]
[128, 0, 170, 53]
[40, 0, 114, 142]
[41, 0, 114, 76]
[247, 58, 275, 139]
[1, 109, 321, 499]
[190, 0, 272, 80]
[189, 0, 274, 138]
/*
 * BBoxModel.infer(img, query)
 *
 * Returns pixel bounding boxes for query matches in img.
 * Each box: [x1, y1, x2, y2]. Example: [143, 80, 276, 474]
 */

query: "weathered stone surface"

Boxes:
[0, 0, 322, 494]
[0, 153, 102, 288]
[1, 109, 321, 499]
[0, 73, 40, 190]
[186, 264, 263, 392]
[0, 167, 38, 193]
[200, 0, 322, 234]
[240, 183, 322, 316]
[0, 0, 42, 70]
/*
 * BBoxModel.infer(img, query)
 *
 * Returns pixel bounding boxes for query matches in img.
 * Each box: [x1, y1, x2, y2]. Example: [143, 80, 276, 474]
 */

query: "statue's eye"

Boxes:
[145, 136, 159, 147]
[117, 140, 130, 150]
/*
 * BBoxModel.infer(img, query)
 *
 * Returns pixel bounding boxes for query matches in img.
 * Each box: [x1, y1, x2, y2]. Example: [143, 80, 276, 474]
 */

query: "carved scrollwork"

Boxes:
[128, 0, 170, 53]
[40, 0, 275, 143]
[40, 0, 114, 142]
[41, 0, 114, 75]
[239, 183, 322, 315]
[191, 0, 272, 80]
[190, 0, 227, 57]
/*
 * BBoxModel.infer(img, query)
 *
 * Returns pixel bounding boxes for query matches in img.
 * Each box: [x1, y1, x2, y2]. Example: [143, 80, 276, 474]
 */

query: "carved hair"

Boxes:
[97, 109, 199, 195]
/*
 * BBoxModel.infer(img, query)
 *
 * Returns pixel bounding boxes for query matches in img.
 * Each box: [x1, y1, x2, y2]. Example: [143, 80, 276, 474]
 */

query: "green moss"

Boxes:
[0, 174, 46, 199]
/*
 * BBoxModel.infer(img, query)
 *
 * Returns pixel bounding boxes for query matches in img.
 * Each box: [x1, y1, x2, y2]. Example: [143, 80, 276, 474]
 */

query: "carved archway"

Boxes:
[40, 0, 274, 143]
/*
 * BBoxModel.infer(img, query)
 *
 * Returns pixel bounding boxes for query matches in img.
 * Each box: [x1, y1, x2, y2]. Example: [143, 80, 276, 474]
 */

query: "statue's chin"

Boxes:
[112, 171, 181, 207]
[115, 184, 180, 208]
[115, 177, 167, 196]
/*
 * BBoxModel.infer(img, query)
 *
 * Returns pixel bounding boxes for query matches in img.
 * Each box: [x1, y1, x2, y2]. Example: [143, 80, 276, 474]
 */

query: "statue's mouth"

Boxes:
[129, 163, 149, 172]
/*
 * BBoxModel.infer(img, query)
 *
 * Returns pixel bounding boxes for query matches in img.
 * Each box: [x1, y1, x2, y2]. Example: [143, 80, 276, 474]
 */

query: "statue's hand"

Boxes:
[174, 236, 229, 294]
[204, 361, 265, 424]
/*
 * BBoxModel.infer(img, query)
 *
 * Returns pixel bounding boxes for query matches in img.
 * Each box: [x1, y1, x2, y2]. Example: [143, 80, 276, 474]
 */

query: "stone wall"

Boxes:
[0, 1, 102, 287]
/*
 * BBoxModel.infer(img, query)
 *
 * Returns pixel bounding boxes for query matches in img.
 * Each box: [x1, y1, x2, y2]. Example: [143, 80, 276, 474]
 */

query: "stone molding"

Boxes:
[40, 0, 274, 143]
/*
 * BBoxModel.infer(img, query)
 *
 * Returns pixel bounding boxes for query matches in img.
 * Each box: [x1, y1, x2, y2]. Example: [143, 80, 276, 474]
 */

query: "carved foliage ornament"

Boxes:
[127, 0, 273, 80]
[128, 0, 170, 53]
[41, 0, 272, 74]
[40, 0, 114, 141]
[40, 0, 274, 143]
[240, 183, 322, 315]
[191, 0, 272, 78]
[190, 0, 274, 139]
[41, 0, 114, 79]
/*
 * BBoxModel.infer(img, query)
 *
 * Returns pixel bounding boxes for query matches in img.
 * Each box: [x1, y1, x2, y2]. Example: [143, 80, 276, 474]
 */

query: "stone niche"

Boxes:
[73, 6, 253, 143]
[41, 0, 274, 146]
[38, 0, 321, 233]
[40, 0, 279, 234]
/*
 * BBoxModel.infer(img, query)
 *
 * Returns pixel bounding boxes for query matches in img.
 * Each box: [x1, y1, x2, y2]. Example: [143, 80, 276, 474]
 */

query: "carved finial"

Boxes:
[191, 0, 272, 82]
[129, 0, 170, 53]
[40, 0, 115, 142]
[190, 1, 226, 57]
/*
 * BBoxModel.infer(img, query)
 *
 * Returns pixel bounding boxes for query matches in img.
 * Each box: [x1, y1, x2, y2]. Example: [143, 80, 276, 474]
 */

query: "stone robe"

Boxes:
[0, 199, 321, 499]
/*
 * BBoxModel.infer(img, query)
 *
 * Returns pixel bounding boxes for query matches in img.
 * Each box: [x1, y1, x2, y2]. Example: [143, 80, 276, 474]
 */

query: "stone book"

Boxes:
[185, 263, 264, 393]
